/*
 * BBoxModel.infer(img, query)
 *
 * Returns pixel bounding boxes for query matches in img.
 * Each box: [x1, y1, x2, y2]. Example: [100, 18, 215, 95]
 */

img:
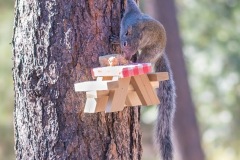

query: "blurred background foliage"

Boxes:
[177, 0, 240, 159]
[0, 0, 240, 159]
[0, 0, 15, 160]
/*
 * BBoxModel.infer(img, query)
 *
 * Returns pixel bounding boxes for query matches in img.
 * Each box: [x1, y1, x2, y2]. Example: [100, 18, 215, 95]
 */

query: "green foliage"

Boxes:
[0, 0, 14, 9]
[177, 0, 240, 159]
[0, 1, 15, 160]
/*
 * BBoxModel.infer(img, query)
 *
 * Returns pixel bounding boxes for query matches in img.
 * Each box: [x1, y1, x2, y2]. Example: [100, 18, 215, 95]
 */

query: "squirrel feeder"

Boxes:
[74, 55, 169, 113]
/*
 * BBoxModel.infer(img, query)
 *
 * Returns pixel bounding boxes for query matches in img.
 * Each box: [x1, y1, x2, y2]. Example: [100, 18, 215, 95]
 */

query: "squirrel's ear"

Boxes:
[126, 0, 141, 14]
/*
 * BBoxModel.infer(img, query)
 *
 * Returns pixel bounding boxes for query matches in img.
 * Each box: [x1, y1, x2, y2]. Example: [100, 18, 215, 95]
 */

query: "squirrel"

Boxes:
[111, 0, 176, 159]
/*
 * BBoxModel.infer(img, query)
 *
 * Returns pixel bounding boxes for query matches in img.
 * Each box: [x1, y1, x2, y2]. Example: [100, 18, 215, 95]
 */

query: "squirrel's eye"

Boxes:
[125, 31, 128, 36]
[123, 41, 128, 47]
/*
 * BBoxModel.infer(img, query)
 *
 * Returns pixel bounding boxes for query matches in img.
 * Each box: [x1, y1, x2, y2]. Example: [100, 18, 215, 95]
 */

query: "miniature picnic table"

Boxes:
[74, 63, 169, 113]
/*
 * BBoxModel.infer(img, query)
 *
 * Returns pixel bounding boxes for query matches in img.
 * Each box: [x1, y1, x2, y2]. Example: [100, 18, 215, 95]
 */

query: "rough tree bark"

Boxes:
[144, 0, 205, 160]
[12, 0, 142, 159]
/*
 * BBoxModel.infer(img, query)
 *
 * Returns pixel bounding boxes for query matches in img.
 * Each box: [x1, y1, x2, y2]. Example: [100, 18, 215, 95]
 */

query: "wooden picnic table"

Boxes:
[74, 63, 169, 113]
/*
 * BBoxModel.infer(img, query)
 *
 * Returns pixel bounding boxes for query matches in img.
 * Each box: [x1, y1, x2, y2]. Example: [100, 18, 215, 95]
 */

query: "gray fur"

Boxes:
[155, 54, 176, 160]
[120, 0, 176, 159]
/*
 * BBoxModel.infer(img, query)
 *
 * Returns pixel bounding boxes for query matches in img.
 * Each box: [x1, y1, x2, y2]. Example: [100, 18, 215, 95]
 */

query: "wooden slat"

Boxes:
[130, 75, 152, 105]
[92, 65, 133, 78]
[105, 90, 115, 112]
[125, 91, 142, 106]
[102, 76, 114, 81]
[95, 96, 109, 112]
[84, 96, 109, 113]
[86, 91, 109, 98]
[96, 77, 103, 81]
[140, 74, 160, 105]
[92, 63, 151, 78]
[112, 76, 119, 81]
[96, 72, 169, 81]
[74, 81, 119, 92]
[128, 81, 159, 90]
[147, 72, 169, 81]
[84, 98, 97, 113]
[130, 74, 160, 106]
[151, 81, 159, 88]
[85, 81, 158, 100]
[106, 77, 131, 112]
[97, 76, 119, 81]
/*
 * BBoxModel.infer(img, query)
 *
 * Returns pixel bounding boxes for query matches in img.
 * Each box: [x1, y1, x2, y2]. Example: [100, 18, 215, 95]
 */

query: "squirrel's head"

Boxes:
[119, 0, 143, 61]
[120, 0, 166, 61]
[120, 22, 142, 61]
[120, 16, 166, 61]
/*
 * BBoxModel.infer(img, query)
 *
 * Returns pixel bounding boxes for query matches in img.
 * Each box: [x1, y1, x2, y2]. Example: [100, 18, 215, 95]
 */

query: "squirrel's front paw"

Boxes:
[109, 35, 120, 44]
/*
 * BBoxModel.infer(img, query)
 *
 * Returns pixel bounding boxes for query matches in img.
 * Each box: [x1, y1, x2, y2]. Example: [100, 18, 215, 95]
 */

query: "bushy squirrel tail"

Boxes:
[155, 54, 176, 160]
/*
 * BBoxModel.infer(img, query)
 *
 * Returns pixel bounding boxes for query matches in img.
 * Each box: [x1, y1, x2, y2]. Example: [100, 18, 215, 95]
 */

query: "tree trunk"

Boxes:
[12, 0, 142, 159]
[144, 0, 205, 160]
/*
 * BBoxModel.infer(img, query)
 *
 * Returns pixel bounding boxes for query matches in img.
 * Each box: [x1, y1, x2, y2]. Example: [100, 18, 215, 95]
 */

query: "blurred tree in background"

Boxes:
[142, 0, 205, 159]
[142, 0, 240, 160]
[1, 0, 240, 159]
[176, 0, 240, 159]
[0, 0, 15, 160]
